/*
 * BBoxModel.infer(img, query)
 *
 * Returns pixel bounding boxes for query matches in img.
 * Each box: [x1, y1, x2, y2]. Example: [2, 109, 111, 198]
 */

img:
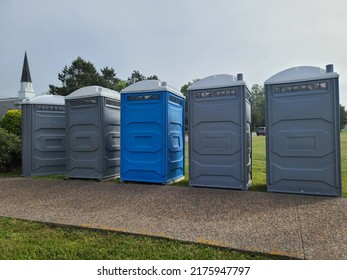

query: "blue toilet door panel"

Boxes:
[121, 92, 165, 182]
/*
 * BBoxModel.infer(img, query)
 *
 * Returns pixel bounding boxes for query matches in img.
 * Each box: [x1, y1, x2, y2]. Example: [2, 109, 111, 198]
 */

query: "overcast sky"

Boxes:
[1, 0, 346, 106]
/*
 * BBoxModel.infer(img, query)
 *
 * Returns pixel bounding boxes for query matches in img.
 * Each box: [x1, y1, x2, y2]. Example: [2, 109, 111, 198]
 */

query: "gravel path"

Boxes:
[0, 177, 346, 259]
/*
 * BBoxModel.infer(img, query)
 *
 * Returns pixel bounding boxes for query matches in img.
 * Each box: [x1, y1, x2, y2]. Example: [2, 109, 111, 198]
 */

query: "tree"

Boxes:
[115, 80, 127, 92]
[49, 57, 123, 95]
[180, 79, 199, 96]
[250, 84, 265, 131]
[180, 79, 199, 131]
[0, 127, 21, 171]
[0, 110, 22, 137]
[99, 67, 120, 89]
[126, 71, 159, 85]
[147, 75, 159, 80]
[127, 70, 146, 85]
[340, 105, 347, 130]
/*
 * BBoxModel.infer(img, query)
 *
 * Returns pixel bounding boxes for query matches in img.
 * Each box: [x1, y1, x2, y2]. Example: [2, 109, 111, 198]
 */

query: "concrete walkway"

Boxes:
[0, 177, 346, 259]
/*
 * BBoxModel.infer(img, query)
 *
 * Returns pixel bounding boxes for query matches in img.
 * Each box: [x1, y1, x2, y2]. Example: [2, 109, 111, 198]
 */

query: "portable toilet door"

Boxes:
[264, 65, 341, 196]
[120, 80, 185, 183]
[188, 74, 252, 190]
[21, 95, 66, 176]
[65, 86, 120, 180]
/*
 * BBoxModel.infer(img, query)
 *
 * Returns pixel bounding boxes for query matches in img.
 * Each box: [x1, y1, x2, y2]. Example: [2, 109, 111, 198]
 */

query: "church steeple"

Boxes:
[20, 52, 32, 83]
[18, 51, 35, 99]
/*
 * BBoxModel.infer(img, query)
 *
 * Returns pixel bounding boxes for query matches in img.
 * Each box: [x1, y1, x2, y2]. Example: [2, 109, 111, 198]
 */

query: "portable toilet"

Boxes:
[120, 80, 185, 183]
[21, 95, 66, 176]
[65, 86, 120, 180]
[264, 64, 341, 196]
[188, 74, 252, 190]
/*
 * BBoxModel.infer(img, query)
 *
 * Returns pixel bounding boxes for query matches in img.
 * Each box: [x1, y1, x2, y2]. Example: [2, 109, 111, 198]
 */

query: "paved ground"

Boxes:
[0, 177, 346, 259]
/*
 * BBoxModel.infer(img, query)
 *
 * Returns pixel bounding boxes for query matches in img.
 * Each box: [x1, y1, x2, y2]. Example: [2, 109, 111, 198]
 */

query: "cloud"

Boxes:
[0, 0, 346, 105]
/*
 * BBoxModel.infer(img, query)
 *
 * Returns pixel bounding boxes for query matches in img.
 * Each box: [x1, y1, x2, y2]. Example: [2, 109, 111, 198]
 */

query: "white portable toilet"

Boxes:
[22, 95, 66, 176]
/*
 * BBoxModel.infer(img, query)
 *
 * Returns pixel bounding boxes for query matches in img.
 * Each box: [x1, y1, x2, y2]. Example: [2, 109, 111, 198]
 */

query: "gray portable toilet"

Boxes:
[264, 65, 341, 196]
[65, 86, 120, 180]
[21, 95, 66, 176]
[188, 74, 252, 190]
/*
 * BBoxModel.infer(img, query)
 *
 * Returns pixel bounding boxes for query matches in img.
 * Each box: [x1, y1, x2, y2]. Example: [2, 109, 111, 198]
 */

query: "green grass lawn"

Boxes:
[249, 135, 267, 192]
[0, 217, 278, 260]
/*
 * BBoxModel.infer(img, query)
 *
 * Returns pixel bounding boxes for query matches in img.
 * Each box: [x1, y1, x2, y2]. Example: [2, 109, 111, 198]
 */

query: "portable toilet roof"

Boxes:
[65, 85, 120, 100]
[188, 74, 246, 91]
[21, 95, 65, 105]
[265, 65, 339, 85]
[121, 80, 184, 97]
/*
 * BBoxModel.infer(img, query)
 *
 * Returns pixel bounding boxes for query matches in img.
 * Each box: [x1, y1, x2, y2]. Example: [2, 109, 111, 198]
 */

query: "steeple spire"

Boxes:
[18, 51, 35, 99]
[21, 51, 32, 83]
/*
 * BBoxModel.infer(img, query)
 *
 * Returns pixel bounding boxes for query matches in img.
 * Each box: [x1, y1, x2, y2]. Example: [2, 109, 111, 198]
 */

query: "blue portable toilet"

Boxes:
[120, 80, 185, 183]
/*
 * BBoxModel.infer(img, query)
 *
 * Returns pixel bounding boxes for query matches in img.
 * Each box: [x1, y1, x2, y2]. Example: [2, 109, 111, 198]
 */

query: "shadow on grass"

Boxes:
[0, 171, 21, 178]
[248, 184, 267, 192]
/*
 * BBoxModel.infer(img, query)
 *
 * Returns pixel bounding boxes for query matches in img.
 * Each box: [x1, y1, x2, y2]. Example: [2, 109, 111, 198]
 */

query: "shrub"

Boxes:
[0, 127, 21, 172]
[0, 109, 22, 137]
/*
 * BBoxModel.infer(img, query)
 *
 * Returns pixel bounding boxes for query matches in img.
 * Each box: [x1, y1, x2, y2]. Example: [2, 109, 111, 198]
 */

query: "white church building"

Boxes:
[0, 52, 35, 118]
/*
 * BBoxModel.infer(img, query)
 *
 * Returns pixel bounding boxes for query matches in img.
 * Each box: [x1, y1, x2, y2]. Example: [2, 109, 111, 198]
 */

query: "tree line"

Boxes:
[49, 57, 347, 131]
[48, 57, 158, 96]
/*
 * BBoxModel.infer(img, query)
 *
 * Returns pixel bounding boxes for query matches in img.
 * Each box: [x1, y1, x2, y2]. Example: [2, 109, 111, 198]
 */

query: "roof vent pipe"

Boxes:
[237, 73, 243, 81]
[326, 64, 334, 73]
